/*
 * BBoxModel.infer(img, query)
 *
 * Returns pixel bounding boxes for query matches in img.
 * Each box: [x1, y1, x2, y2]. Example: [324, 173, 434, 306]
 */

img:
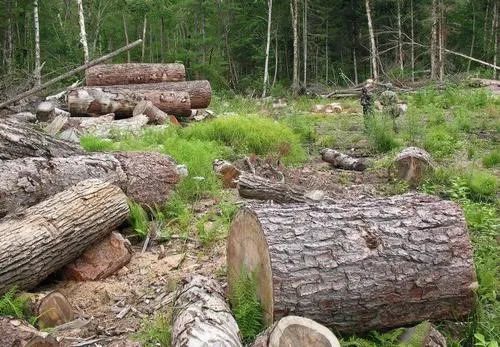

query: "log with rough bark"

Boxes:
[121, 80, 211, 109]
[0, 152, 181, 217]
[227, 194, 477, 332]
[133, 100, 180, 125]
[252, 316, 340, 347]
[320, 148, 369, 171]
[0, 317, 59, 347]
[0, 118, 83, 160]
[26, 291, 74, 329]
[172, 275, 242, 347]
[85, 63, 186, 86]
[67, 86, 191, 117]
[0, 179, 129, 295]
[394, 147, 434, 186]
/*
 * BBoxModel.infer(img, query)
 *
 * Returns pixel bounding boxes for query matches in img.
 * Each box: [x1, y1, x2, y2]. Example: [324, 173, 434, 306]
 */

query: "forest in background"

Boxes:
[0, 0, 499, 96]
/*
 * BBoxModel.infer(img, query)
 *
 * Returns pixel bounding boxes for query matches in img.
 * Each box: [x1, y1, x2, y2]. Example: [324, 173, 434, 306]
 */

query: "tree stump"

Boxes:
[227, 194, 476, 333]
[0, 179, 129, 295]
[85, 63, 186, 86]
[394, 147, 434, 186]
[26, 291, 74, 329]
[0, 317, 59, 347]
[172, 275, 242, 347]
[252, 316, 340, 347]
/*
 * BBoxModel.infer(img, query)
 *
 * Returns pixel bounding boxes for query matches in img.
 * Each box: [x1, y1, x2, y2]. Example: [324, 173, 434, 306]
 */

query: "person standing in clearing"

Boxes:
[379, 83, 400, 132]
[360, 87, 373, 130]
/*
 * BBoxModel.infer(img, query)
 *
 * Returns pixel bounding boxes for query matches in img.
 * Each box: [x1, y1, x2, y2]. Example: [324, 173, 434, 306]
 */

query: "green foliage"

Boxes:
[0, 288, 31, 320]
[128, 201, 149, 239]
[340, 328, 405, 347]
[79, 135, 115, 152]
[365, 115, 400, 153]
[230, 269, 265, 344]
[474, 333, 498, 347]
[133, 313, 171, 347]
[423, 126, 459, 158]
[465, 171, 498, 202]
[482, 150, 500, 168]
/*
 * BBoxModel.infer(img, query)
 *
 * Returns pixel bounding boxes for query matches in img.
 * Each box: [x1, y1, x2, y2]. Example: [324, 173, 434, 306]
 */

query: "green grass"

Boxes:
[482, 150, 500, 168]
[365, 114, 400, 153]
[128, 201, 150, 239]
[0, 288, 31, 321]
[133, 313, 171, 347]
[79, 134, 115, 152]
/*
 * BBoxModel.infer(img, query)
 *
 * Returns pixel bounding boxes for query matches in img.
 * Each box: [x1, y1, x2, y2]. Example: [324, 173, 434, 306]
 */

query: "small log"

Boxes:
[0, 179, 129, 295]
[67, 86, 191, 117]
[0, 152, 180, 217]
[26, 291, 74, 329]
[0, 118, 83, 160]
[172, 275, 242, 347]
[320, 148, 368, 171]
[213, 159, 241, 188]
[45, 115, 69, 136]
[133, 100, 179, 125]
[0, 317, 59, 347]
[7, 112, 36, 123]
[252, 316, 340, 347]
[398, 321, 446, 347]
[62, 231, 132, 281]
[85, 63, 186, 86]
[227, 194, 477, 332]
[120, 80, 211, 109]
[394, 147, 434, 186]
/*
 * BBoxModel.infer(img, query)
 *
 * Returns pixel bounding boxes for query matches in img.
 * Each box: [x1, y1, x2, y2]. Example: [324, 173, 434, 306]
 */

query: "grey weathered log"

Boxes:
[85, 63, 186, 86]
[7, 112, 36, 123]
[0, 179, 129, 295]
[120, 80, 211, 109]
[67, 86, 191, 117]
[394, 147, 434, 186]
[252, 316, 340, 347]
[0, 118, 83, 160]
[45, 115, 69, 136]
[172, 275, 242, 347]
[84, 114, 149, 138]
[0, 152, 180, 217]
[320, 148, 368, 171]
[0, 317, 59, 347]
[227, 194, 477, 333]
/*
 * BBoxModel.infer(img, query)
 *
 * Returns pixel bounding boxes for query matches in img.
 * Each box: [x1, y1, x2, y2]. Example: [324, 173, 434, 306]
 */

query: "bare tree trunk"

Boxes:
[262, 0, 273, 98]
[122, 14, 130, 63]
[438, 0, 445, 81]
[141, 15, 147, 63]
[493, 1, 498, 79]
[272, 29, 279, 89]
[303, 0, 308, 87]
[430, 0, 438, 80]
[365, 0, 378, 81]
[291, 0, 299, 96]
[397, 0, 404, 73]
[326, 20, 330, 84]
[160, 17, 164, 63]
[467, 1, 476, 73]
[33, 0, 41, 85]
[410, 0, 415, 81]
[77, 0, 89, 63]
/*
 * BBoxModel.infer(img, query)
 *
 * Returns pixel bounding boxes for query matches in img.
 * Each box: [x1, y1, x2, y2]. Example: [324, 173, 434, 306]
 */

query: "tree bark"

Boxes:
[85, 63, 186, 86]
[291, 0, 299, 96]
[365, 0, 378, 81]
[77, 0, 89, 63]
[430, 0, 439, 80]
[33, 0, 41, 86]
[227, 194, 477, 332]
[120, 80, 211, 109]
[303, 0, 308, 87]
[122, 14, 130, 63]
[172, 275, 242, 347]
[133, 100, 173, 125]
[0, 152, 181, 217]
[397, 0, 404, 73]
[320, 148, 368, 171]
[141, 15, 147, 63]
[0, 179, 129, 295]
[0, 317, 59, 347]
[80, 114, 149, 138]
[252, 316, 340, 347]
[262, 0, 273, 98]
[67, 86, 191, 117]
[0, 118, 83, 160]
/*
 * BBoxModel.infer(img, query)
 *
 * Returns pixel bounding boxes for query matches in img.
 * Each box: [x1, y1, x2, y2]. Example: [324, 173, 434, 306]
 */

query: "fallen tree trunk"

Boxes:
[85, 63, 186, 86]
[26, 291, 74, 329]
[67, 86, 191, 117]
[320, 148, 369, 171]
[0, 118, 83, 160]
[121, 80, 211, 109]
[0, 152, 180, 217]
[133, 100, 179, 125]
[172, 275, 242, 347]
[0, 179, 129, 295]
[0, 317, 59, 347]
[81, 114, 149, 138]
[252, 316, 340, 347]
[227, 194, 476, 332]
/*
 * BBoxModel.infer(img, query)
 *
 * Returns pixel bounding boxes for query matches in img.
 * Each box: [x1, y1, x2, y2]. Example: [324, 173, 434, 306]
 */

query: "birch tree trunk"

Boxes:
[365, 0, 378, 81]
[438, 0, 445, 81]
[122, 14, 130, 63]
[493, 1, 498, 79]
[467, 1, 476, 73]
[77, 0, 89, 63]
[33, 0, 41, 86]
[430, 0, 438, 80]
[410, 0, 415, 81]
[397, 0, 404, 73]
[141, 15, 147, 63]
[303, 0, 308, 87]
[262, 0, 273, 98]
[291, 0, 299, 96]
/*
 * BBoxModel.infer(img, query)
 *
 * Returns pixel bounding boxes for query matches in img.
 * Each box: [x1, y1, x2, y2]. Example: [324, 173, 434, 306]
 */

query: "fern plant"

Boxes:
[230, 269, 265, 344]
[0, 287, 31, 320]
[128, 201, 149, 239]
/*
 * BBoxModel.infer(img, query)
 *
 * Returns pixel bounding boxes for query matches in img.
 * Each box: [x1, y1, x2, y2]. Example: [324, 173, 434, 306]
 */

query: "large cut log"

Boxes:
[120, 80, 211, 109]
[320, 148, 369, 171]
[67, 86, 191, 117]
[172, 275, 242, 347]
[252, 316, 340, 347]
[227, 194, 476, 333]
[25, 291, 74, 329]
[0, 118, 83, 160]
[0, 317, 59, 347]
[393, 147, 434, 187]
[85, 63, 186, 86]
[0, 152, 180, 217]
[0, 179, 129, 295]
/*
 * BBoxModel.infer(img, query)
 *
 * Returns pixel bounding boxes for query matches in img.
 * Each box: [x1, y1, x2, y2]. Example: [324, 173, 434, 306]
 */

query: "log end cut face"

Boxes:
[269, 316, 341, 347]
[227, 209, 274, 326]
[37, 291, 74, 329]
